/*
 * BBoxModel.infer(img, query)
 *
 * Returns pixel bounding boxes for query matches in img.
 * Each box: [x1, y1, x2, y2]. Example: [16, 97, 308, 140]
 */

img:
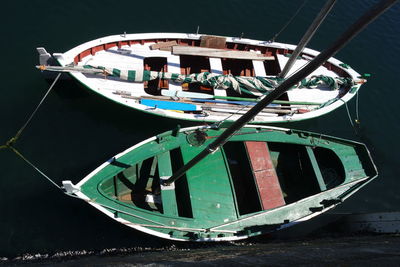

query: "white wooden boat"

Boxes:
[37, 32, 367, 124]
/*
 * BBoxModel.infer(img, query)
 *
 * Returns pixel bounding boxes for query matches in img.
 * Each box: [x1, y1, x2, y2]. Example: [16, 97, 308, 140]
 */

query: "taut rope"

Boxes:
[1, 73, 64, 191]
[269, 0, 309, 42]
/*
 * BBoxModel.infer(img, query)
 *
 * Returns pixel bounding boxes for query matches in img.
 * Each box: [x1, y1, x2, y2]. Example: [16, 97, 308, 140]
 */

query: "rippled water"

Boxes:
[0, 0, 399, 258]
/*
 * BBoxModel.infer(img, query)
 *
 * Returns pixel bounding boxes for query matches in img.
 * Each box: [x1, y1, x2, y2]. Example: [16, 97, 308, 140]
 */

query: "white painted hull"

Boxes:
[49, 32, 364, 124]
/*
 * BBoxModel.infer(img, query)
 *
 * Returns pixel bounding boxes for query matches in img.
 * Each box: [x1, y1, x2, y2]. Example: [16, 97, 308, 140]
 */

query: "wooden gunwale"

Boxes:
[72, 37, 350, 79]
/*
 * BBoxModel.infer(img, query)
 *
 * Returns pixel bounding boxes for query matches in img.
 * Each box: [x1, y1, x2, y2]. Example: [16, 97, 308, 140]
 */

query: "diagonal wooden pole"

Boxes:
[163, 0, 398, 186]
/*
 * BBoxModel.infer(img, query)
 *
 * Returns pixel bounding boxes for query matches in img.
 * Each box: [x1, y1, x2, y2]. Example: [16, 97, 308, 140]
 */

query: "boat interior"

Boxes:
[74, 36, 352, 115]
[99, 140, 346, 220]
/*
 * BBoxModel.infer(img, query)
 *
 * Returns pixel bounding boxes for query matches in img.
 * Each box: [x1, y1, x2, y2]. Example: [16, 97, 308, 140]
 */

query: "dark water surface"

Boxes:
[1, 0, 399, 259]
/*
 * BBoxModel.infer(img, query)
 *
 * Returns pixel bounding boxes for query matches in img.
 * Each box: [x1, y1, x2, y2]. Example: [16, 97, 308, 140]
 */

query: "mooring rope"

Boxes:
[9, 145, 63, 191]
[1, 73, 63, 190]
[269, 0, 309, 42]
[339, 98, 361, 136]
[14, 73, 62, 143]
[355, 90, 360, 124]
[1, 73, 61, 150]
[340, 99, 354, 128]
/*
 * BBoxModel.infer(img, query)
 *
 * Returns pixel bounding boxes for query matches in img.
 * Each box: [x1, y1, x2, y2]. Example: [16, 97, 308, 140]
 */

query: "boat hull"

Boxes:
[43, 33, 365, 124]
[64, 125, 377, 241]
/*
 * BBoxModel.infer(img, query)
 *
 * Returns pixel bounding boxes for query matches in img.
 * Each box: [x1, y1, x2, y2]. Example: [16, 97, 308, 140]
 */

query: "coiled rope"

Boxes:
[1, 73, 64, 191]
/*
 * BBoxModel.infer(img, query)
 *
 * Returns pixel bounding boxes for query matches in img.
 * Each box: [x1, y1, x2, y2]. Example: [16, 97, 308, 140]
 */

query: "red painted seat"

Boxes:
[244, 141, 286, 210]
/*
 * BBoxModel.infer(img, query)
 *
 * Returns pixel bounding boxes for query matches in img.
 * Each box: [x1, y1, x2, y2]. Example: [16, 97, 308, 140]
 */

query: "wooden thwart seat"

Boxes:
[157, 151, 179, 216]
[244, 141, 286, 210]
[172, 46, 275, 60]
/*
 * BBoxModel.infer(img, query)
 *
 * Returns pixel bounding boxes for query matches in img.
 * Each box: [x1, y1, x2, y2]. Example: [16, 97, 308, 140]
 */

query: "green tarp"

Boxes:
[85, 65, 354, 96]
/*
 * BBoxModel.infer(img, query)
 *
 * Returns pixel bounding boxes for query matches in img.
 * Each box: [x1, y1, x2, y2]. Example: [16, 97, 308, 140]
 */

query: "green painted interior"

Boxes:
[306, 146, 327, 191]
[223, 141, 262, 215]
[313, 147, 346, 189]
[169, 147, 193, 218]
[80, 127, 376, 240]
[99, 155, 163, 213]
[268, 143, 320, 204]
[157, 151, 179, 217]
[180, 142, 238, 224]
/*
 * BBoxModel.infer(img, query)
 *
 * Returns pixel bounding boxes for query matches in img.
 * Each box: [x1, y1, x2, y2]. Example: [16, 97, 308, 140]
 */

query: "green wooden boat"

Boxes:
[63, 125, 377, 241]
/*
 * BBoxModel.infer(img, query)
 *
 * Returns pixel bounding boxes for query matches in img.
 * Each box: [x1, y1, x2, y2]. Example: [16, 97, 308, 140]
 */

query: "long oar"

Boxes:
[161, 89, 322, 105]
[36, 65, 106, 74]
